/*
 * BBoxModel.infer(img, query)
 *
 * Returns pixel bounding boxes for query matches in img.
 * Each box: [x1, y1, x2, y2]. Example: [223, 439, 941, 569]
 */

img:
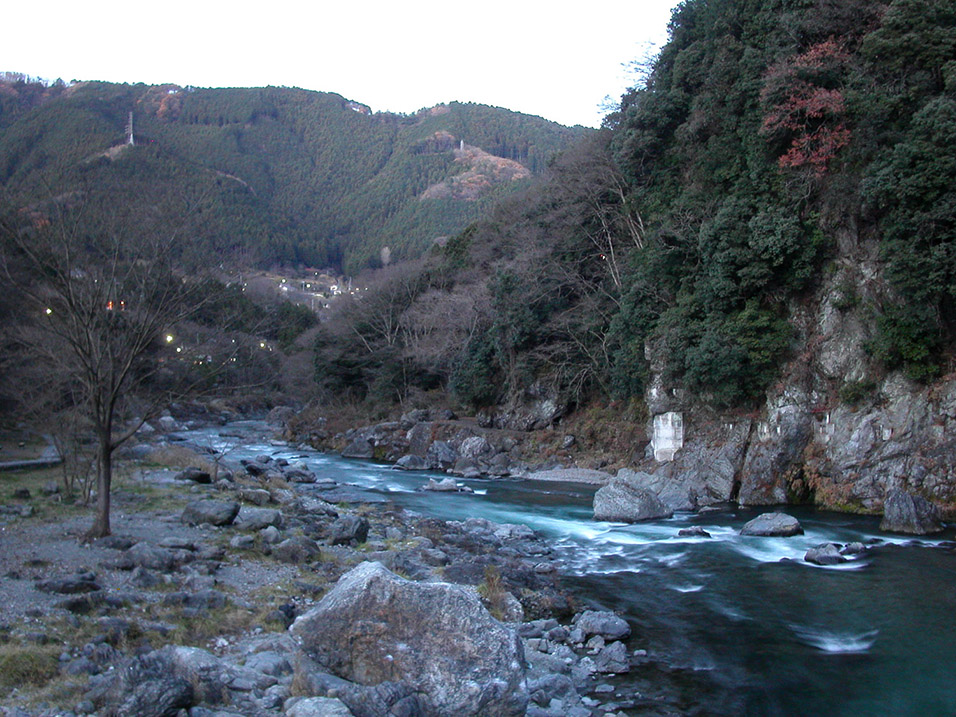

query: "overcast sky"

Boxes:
[2, 1, 677, 128]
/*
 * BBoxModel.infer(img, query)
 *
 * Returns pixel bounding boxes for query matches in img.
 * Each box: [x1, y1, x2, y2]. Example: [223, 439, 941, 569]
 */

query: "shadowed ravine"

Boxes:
[183, 422, 956, 717]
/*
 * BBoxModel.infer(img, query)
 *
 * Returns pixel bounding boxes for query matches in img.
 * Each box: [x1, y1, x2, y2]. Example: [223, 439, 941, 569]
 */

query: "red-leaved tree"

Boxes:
[760, 39, 852, 175]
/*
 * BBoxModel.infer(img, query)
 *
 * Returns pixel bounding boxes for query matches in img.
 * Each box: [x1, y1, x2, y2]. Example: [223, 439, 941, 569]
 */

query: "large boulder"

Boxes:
[290, 561, 528, 717]
[593, 472, 673, 522]
[740, 512, 803, 537]
[237, 507, 283, 531]
[181, 499, 239, 526]
[805, 543, 846, 566]
[880, 490, 944, 534]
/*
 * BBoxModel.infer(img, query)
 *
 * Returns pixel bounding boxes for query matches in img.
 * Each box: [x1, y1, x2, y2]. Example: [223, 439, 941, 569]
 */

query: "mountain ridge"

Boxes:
[0, 77, 589, 272]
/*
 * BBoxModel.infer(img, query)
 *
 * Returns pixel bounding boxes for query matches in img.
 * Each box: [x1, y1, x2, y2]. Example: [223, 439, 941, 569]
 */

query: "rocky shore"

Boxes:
[0, 422, 649, 717]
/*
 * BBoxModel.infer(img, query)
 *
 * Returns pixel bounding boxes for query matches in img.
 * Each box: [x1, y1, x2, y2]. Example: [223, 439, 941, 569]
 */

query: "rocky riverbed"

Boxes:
[0, 425, 650, 717]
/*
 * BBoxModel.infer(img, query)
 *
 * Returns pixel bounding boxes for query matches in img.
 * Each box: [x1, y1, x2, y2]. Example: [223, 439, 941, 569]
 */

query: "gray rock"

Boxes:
[738, 407, 812, 506]
[238, 507, 284, 531]
[131, 566, 160, 588]
[243, 462, 267, 477]
[285, 466, 318, 484]
[161, 589, 229, 611]
[244, 651, 292, 678]
[126, 542, 181, 572]
[296, 495, 339, 517]
[230, 535, 255, 549]
[93, 535, 136, 550]
[336, 681, 427, 717]
[260, 525, 282, 544]
[182, 500, 240, 527]
[395, 454, 428, 471]
[880, 490, 944, 535]
[159, 536, 196, 551]
[273, 536, 321, 564]
[329, 515, 370, 546]
[740, 512, 803, 537]
[285, 696, 354, 717]
[341, 438, 374, 459]
[36, 573, 100, 594]
[239, 488, 272, 506]
[291, 561, 528, 717]
[459, 435, 492, 460]
[805, 544, 846, 566]
[426, 441, 458, 469]
[841, 541, 868, 555]
[678, 526, 711, 538]
[404, 421, 432, 457]
[423, 477, 470, 492]
[175, 467, 212, 484]
[526, 468, 612, 484]
[57, 592, 105, 614]
[594, 640, 630, 674]
[593, 473, 673, 522]
[574, 611, 631, 641]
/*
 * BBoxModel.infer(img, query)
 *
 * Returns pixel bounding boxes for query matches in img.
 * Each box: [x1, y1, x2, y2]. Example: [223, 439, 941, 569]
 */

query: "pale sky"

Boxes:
[1, 1, 677, 128]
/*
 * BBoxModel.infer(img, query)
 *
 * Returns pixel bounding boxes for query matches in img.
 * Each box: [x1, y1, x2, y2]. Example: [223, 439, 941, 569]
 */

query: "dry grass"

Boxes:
[0, 644, 61, 691]
[477, 564, 507, 621]
[144, 444, 217, 473]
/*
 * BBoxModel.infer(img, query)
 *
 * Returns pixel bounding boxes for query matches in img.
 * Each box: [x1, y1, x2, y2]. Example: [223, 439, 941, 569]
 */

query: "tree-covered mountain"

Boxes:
[0, 78, 588, 273]
[313, 0, 956, 419]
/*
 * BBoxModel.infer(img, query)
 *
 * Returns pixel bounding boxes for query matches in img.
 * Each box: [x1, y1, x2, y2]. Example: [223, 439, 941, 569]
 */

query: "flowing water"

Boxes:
[182, 422, 956, 716]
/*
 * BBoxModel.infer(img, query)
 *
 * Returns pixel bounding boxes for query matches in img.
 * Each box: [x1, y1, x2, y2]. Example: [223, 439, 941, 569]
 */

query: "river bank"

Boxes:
[0, 420, 651, 717]
[5, 415, 956, 715]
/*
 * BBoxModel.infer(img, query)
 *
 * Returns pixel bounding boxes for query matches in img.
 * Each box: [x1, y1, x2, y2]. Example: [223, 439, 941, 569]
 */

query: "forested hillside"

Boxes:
[0, 79, 587, 272]
[315, 0, 956, 420]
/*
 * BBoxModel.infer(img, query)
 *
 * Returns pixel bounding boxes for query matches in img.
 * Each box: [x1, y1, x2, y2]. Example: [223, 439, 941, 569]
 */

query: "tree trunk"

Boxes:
[87, 430, 112, 538]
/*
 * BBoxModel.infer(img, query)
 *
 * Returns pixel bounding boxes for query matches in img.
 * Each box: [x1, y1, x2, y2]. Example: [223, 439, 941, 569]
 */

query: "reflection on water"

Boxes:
[180, 423, 956, 716]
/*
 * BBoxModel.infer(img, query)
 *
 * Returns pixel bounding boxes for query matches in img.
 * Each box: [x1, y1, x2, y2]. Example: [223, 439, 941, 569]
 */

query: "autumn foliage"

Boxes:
[760, 40, 851, 175]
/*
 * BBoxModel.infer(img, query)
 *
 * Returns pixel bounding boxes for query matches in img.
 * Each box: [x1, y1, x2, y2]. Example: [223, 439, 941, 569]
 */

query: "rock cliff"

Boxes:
[630, 222, 956, 523]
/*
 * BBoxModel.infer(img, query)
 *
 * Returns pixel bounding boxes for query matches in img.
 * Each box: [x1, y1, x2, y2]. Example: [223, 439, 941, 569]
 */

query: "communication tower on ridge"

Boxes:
[126, 112, 135, 146]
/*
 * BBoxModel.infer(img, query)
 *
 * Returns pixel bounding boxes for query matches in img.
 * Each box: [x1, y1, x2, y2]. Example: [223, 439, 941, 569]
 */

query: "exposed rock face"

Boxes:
[593, 472, 674, 522]
[631, 215, 956, 521]
[738, 402, 813, 506]
[492, 381, 567, 431]
[342, 437, 374, 459]
[420, 143, 530, 202]
[291, 561, 528, 717]
[740, 512, 803, 537]
[880, 490, 944, 534]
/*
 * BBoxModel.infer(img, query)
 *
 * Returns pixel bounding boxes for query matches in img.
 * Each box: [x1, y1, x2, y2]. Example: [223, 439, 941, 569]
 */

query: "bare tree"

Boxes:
[1, 191, 214, 538]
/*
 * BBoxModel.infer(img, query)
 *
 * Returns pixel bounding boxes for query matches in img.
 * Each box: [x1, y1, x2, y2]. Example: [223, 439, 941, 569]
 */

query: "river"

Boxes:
[181, 422, 956, 716]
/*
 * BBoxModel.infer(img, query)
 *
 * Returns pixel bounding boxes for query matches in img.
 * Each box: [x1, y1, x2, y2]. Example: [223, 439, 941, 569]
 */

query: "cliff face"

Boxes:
[633, 220, 956, 518]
